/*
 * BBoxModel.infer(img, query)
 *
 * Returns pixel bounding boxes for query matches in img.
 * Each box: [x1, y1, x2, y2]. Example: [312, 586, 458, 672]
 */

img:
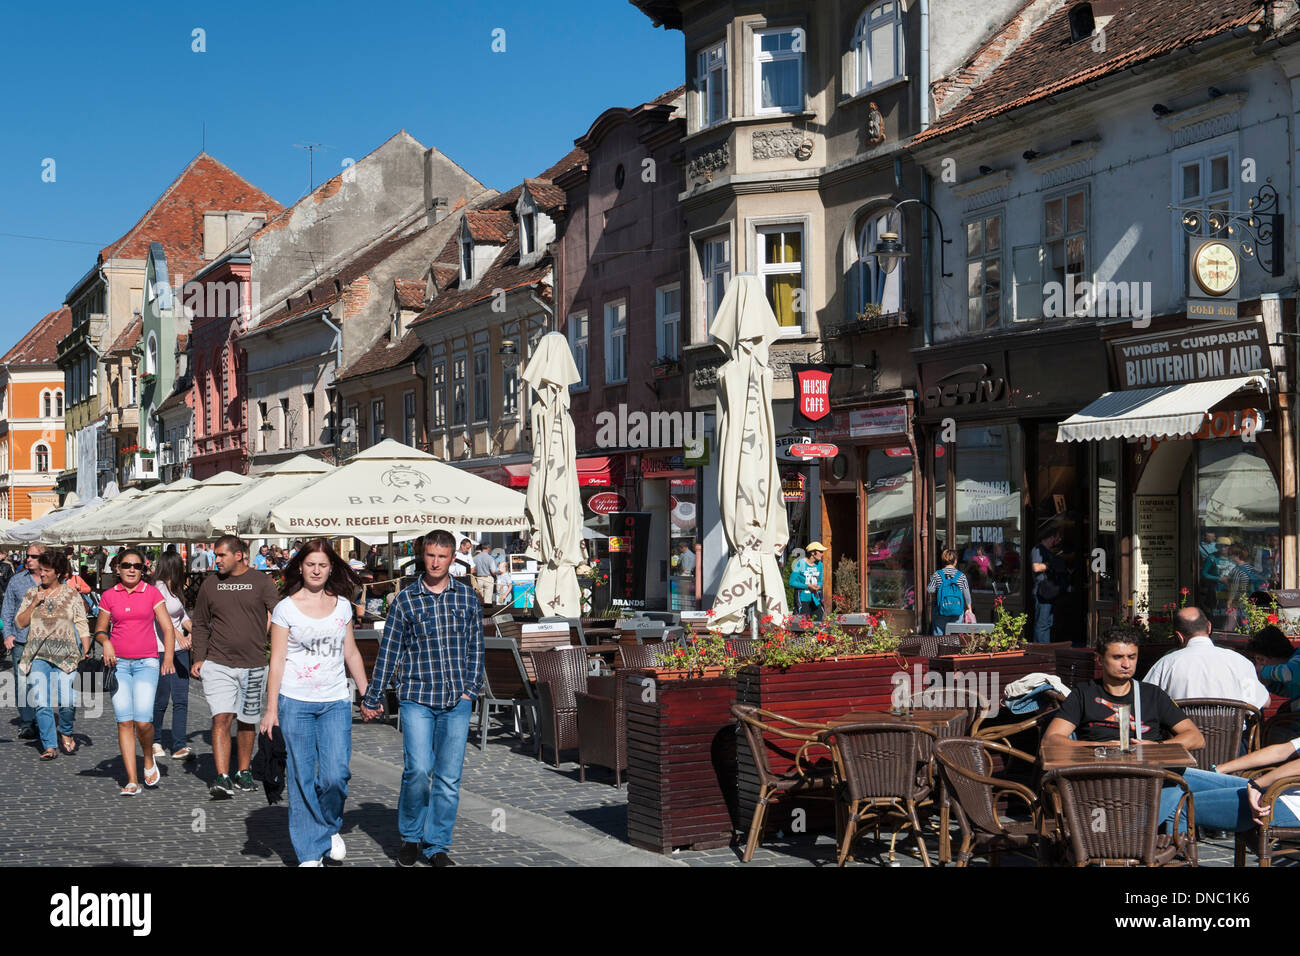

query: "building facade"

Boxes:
[0, 308, 72, 520]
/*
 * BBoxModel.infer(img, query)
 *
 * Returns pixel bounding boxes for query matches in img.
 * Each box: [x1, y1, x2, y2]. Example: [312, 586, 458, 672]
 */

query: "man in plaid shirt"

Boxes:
[361, 528, 483, 867]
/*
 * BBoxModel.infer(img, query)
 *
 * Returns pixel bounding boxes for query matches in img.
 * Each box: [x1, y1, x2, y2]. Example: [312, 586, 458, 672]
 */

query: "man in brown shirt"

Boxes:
[191, 535, 281, 799]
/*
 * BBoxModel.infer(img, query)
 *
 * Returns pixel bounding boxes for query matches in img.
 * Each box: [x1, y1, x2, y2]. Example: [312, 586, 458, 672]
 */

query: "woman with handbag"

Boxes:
[150, 552, 195, 761]
[260, 539, 370, 866]
[15, 550, 91, 759]
[95, 547, 176, 796]
[926, 549, 973, 637]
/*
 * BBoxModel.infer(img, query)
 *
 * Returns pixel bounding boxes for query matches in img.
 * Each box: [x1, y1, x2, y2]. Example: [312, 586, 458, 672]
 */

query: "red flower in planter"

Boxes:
[674, 648, 685, 657]
[1180, 587, 1190, 596]
[994, 596, 1004, 607]
[689, 636, 697, 643]
[764, 641, 772, 648]
[760, 614, 773, 625]
[1268, 613, 1280, 624]
[705, 608, 715, 618]
[698, 647, 707, 656]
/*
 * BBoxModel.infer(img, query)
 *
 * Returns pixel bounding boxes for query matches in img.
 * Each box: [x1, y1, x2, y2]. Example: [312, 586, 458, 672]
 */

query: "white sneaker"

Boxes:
[329, 833, 346, 862]
[299, 859, 323, 867]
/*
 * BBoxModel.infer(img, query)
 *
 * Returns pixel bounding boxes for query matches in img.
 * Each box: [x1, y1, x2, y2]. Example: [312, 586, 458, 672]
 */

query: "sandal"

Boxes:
[39, 748, 57, 761]
[172, 747, 194, 761]
[59, 734, 76, 755]
[119, 783, 142, 796]
[143, 763, 160, 788]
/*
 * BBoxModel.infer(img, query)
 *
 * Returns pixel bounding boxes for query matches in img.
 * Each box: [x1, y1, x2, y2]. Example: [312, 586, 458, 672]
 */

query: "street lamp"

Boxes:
[870, 198, 953, 278]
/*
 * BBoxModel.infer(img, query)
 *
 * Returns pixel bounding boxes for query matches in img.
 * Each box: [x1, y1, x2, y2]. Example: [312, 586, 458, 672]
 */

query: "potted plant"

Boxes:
[930, 596, 1052, 691]
[650, 357, 682, 380]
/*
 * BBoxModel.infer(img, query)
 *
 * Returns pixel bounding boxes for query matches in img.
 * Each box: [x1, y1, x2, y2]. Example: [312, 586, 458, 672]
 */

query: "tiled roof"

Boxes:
[464, 210, 514, 243]
[394, 279, 424, 310]
[522, 179, 566, 212]
[336, 328, 424, 382]
[99, 153, 283, 275]
[107, 316, 143, 354]
[648, 85, 686, 108]
[156, 387, 192, 415]
[492, 147, 589, 209]
[413, 235, 550, 325]
[175, 333, 189, 353]
[916, 0, 1267, 144]
[1, 307, 72, 366]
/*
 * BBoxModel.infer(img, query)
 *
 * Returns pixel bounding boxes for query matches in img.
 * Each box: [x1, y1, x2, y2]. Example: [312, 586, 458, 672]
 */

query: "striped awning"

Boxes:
[1057, 375, 1267, 443]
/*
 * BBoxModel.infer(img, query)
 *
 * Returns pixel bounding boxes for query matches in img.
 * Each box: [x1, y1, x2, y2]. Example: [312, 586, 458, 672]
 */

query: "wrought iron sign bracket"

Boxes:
[1173, 180, 1284, 277]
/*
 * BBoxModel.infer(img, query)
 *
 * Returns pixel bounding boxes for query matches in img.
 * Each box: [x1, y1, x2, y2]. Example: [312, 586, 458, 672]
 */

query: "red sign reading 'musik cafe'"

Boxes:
[793, 366, 832, 427]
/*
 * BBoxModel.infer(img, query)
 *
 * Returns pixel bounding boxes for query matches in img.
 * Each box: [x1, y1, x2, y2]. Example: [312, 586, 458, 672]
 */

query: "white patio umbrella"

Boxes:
[267, 439, 527, 540]
[82, 479, 202, 543]
[48, 488, 146, 545]
[8, 492, 100, 543]
[521, 331, 584, 618]
[145, 471, 252, 540]
[204, 455, 336, 538]
[708, 275, 790, 634]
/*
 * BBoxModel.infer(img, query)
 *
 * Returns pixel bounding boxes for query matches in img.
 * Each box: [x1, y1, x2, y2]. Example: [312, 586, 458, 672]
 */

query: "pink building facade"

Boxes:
[188, 256, 252, 478]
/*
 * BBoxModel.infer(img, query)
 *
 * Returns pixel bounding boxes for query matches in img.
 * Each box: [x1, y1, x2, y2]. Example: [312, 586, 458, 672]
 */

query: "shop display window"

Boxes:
[865, 447, 915, 609]
[953, 424, 1022, 596]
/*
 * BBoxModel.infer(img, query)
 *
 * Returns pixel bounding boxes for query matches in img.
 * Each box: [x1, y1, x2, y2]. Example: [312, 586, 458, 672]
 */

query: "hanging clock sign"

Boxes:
[1186, 237, 1240, 321]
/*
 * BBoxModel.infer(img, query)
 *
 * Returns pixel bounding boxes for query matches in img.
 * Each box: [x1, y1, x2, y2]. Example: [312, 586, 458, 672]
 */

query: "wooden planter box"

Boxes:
[624, 673, 737, 854]
[733, 654, 925, 830]
[928, 649, 1057, 713]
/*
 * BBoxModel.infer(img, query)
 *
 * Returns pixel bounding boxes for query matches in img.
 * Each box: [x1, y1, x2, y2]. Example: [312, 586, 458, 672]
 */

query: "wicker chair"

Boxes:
[730, 705, 837, 863]
[528, 646, 590, 766]
[574, 674, 626, 787]
[1233, 772, 1300, 866]
[824, 722, 938, 867]
[1175, 698, 1262, 768]
[725, 637, 759, 660]
[933, 737, 1044, 866]
[898, 634, 963, 659]
[616, 641, 670, 670]
[1262, 705, 1300, 746]
[1041, 764, 1197, 866]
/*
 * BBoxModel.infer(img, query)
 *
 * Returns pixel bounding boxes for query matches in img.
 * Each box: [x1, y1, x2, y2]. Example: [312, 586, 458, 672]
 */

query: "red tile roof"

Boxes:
[464, 210, 514, 243]
[155, 387, 193, 415]
[394, 279, 425, 310]
[491, 147, 589, 210]
[413, 235, 550, 326]
[175, 333, 189, 354]
[99, 154, 283, 275]
[107, 316, 143, 354]
[916, 0, 1268, 144]
[522, 179, 567, 213]
[1, 307, 72, 366]
[336, 327, 424, 382]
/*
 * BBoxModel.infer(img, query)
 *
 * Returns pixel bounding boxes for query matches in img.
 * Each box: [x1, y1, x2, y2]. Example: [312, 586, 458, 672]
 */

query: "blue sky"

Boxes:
[0, 0, 680, 342]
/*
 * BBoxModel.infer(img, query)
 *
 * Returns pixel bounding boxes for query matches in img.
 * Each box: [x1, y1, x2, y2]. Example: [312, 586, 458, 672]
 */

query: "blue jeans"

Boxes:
[280, 695, 352, 865]
[1161, 768, 1300, 832]
[397, 696, 473, 856]
[27, 659, 75, 751]
[152, 650, 191, 750]
[12, 642, 35, 726]
[795, 597, 823, 621]
[110, 657, 159, 724]
[933, 613, 961, 637]
[1033, 595, 1055, 643]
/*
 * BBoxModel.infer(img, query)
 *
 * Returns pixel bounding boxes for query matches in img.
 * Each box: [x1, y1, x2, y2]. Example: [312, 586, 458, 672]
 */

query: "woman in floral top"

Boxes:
[16, 550, 90, 759]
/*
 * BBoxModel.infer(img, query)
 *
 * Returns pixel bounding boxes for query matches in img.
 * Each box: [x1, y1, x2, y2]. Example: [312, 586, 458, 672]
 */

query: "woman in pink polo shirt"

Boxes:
[95, 548, 176, 796]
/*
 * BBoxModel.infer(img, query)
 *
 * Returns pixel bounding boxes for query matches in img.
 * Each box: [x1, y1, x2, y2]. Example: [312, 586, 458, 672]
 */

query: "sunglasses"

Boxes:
[25, 554, 40, 559]
[119, 562, 144, 571]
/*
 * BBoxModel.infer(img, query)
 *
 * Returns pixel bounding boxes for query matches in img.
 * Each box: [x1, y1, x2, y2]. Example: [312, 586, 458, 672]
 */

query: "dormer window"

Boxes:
[460, 226, 474, 284]
[521, 209, 537, 256]
[391, 310, 403, 342]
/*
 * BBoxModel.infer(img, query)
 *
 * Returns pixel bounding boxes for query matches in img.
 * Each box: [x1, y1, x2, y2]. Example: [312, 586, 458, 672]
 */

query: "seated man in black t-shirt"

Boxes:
[1045, 625, 1205, 749]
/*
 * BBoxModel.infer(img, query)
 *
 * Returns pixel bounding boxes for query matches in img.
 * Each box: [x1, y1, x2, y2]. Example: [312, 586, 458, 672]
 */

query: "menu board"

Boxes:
[1134, 496, 1178, 613]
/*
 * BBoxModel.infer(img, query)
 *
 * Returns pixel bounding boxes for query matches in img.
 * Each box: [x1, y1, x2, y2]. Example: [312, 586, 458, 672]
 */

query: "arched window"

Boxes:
[856, 207, 903, 316]
[853, 2, 905, 94]
[33, 443, 50, 474]
[55, 390, 63, 417]
[41, 390, 51, 418]
[146, 333, 158, 375]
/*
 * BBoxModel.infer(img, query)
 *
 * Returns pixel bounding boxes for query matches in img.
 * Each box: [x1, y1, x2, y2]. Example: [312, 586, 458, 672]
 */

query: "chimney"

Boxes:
[423, 149, 450, 225]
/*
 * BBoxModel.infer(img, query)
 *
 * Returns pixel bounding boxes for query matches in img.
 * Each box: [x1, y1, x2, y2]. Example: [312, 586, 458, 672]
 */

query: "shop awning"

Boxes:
[1057, 375, 1267, 443]
[503, 456, 619, 488]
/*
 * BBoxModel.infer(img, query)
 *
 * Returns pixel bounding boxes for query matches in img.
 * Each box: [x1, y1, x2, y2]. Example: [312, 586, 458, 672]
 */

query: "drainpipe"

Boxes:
[919, 0, 931, 131]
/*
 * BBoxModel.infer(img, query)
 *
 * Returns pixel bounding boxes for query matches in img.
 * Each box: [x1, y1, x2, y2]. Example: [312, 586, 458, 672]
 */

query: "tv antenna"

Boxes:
[292, 143, 335, 193]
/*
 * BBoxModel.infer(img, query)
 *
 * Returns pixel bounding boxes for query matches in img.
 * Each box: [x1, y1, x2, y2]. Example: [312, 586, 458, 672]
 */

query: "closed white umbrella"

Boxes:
[48, 488, 146, 545]
[145, 471, 252, 539]
[521, 331, 583, 617]
[267, 439, 527, 539]
[708, 276, 790, 633]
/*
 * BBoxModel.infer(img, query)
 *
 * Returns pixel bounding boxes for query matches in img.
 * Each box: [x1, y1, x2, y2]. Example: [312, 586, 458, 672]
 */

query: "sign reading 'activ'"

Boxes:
[1112, 319, 1269, 388]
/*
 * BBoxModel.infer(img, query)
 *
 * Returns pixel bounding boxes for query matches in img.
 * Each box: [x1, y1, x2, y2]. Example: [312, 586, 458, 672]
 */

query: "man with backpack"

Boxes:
[926, 549, 972, 637]
[1030, 527, 1066, 643]
[789, 542, 825, 620]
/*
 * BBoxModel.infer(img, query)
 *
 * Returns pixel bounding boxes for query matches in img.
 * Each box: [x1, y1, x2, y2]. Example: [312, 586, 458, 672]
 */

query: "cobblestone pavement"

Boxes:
[0, 668, 1255, 867]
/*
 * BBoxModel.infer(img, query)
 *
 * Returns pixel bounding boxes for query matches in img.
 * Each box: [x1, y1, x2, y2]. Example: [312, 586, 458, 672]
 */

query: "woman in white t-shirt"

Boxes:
[261, 539, 369, 867]
[150, 552, 195, 760]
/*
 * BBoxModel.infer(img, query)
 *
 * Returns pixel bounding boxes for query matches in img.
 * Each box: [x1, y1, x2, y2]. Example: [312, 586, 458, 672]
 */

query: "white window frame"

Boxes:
[303, 391, 315, 446]
[452, 353, 468, 427]
[472, 346, 490, 423]
[33, 442, 49, 474]
[280, 396, 290, 449]
[460, 229, 473, 285]
[853, 2, 905, 94]
[403, 389, 417, 446]
[371, 398, 385, 446]
[1042, 184, 1090, 319]
[656, 284, 682, 361]
[604, 300, 627, 385]
[695, 40, 728, 130]
[1172, 135, 1237, 288]
[700, 233, 731, 330]
[753, 26, 804, 116]
[432, 361, 447, 428]
[55, 389, 63, 417]
[502, 356, 519, 419]
[756, 223, 807, 335]
[568, 312, 589, 391]
[41, 389, 51, 419]
[963, 210, 1005, 333]
[855, 208, 903, 316]
[145, 332, 158, 375]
